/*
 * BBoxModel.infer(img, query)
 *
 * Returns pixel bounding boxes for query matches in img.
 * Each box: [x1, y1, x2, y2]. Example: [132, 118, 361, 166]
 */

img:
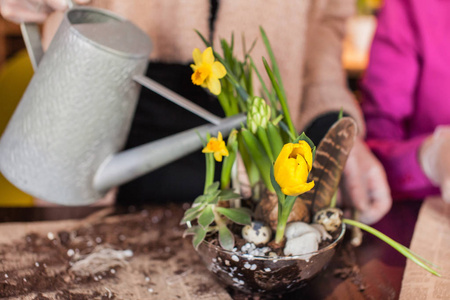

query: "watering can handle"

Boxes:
[20, 0, 75, 71]
[133, 75, 223, 125]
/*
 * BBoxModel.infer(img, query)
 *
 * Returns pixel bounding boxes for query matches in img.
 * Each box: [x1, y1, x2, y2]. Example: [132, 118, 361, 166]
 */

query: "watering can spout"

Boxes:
[93, 114, 246, 193]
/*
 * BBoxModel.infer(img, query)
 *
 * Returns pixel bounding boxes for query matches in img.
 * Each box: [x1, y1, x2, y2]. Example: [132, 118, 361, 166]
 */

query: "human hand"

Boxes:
[340, 137, 392, 224]
[0, 0, 90, 23]
[420, 126, 450, 203]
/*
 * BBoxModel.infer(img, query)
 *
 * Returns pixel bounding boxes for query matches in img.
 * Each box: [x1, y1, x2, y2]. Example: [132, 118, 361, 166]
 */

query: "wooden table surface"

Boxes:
[0, 200, 423, 300]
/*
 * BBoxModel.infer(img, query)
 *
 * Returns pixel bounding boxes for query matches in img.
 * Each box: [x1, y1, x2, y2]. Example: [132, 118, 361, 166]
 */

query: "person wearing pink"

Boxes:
[361, 0, 450, 202]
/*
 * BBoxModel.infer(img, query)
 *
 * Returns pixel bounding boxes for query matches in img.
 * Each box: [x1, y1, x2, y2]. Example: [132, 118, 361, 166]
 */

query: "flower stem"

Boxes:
[275, 203, 288, 243]
[204, 153, 215, 193]
[274, 195, 296, 244]
[342, 219, 441, 277]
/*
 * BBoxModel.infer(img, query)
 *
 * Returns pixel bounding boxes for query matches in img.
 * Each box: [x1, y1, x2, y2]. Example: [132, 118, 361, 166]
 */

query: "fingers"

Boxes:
[0, 0, 68, 23]
[341, 138, 392, 224]
[440, 178, 450, 203]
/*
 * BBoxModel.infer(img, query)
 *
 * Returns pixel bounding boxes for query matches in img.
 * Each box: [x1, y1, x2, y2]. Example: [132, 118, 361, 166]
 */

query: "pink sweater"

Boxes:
[361, 0, 450, 200]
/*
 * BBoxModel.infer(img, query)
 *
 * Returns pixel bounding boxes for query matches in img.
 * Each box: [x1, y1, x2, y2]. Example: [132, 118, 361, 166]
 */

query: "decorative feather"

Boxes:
[301, 117, 357, 216]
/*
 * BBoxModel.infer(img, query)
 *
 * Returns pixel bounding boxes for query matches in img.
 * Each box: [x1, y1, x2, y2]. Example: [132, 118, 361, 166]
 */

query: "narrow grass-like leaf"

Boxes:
[241, 128, 273, 191]
[218, 224, 235, 251]
[249, 57, 277, 117]
[279, 120, 296, 141]
[259, 26, 287, 102]
[238, 134, 260, 186]
[221, 131, 238, 189]
[256, 126, 274, 162]
[270, 165, 285, 206]
[216, 207, 252, 225]
[262, 57, 296, 137]
[295, 132, 316, 164]
[195, 30, 211, 47]
[343, 219, 441, 277]
[267, 123, 284, 158]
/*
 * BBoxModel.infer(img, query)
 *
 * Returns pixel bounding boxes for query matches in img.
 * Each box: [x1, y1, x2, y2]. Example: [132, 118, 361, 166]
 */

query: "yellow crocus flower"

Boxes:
[274, 141, 315, 196]
[202, 132, 229, 162]
[190, 47, 227, 95]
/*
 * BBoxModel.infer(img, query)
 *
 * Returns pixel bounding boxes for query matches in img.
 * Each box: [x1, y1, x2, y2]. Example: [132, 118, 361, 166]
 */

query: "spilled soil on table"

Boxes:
[0, 205, 189, 299]
[0, 205, 368, 300]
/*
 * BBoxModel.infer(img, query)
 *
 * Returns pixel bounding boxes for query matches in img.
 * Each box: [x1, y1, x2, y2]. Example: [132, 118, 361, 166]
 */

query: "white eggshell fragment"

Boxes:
[242, 221, 272, 245]
[283, 232, 319, 260]
[285, 222, 321, 242]
[313, 208, 343, 232]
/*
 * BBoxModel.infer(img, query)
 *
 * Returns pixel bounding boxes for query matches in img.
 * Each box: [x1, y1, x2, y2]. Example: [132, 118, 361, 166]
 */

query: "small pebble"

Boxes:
[67, 249, 75, 257]
[47, 232, 55, 240]
[148, 288, 154, 293]
[231, 255, 239, 262]
[95, 237, 102, 244]
[283, 232, 319, 261]
[110, 269, 116, 274]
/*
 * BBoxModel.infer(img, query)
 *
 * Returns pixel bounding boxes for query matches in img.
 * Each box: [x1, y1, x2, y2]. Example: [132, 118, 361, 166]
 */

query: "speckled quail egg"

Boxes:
[313, 208, 343, 232]
[242, 221, 272, 245]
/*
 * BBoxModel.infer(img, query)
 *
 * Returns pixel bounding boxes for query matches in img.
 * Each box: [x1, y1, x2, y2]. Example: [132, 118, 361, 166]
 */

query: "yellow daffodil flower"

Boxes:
[274, 141, 315, 196]
[202, 132, 229, 162]
[190, 47, 227, 95]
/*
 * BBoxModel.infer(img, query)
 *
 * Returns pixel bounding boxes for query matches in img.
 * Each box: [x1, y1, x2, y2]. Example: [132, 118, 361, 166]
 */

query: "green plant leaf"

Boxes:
[205, 190, 221, 205]
[266, 122, 284, 159]
[256, 126, 274, 162]
[218, 224, 235, 251]
[216, 207, 252, 225]
[198, 205, 215, 229]
[343, 219, 441, 277]
[206, 181, 220, 194]
[294, 132, 316, 164]
[241, 128, 273, 191]
[262, 57, 296, 137]
[259, 26, 286, 101]
[180, 204, 205, 224]
[193, 226, 207, 250]
[219, 190, 241, 201]
[193, 194, 207, 204]
[195, 30, 211, 47]
[237, 133, 261, 186]
[270, 165, 285, 206]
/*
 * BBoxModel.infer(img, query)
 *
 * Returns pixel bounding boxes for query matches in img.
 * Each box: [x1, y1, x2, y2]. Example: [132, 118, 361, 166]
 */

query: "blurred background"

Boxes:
[0, 0, 381, 207]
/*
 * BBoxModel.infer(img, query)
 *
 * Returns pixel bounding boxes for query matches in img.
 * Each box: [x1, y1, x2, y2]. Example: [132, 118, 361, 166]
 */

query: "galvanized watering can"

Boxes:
[0, 6, 245, 205]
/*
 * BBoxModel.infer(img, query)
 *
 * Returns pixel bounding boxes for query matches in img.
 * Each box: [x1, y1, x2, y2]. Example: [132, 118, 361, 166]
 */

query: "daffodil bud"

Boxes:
[247, 96, 271, 134]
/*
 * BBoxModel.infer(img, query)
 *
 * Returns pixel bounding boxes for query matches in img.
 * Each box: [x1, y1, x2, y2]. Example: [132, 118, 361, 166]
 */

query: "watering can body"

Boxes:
[0, 7, 245, 205]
